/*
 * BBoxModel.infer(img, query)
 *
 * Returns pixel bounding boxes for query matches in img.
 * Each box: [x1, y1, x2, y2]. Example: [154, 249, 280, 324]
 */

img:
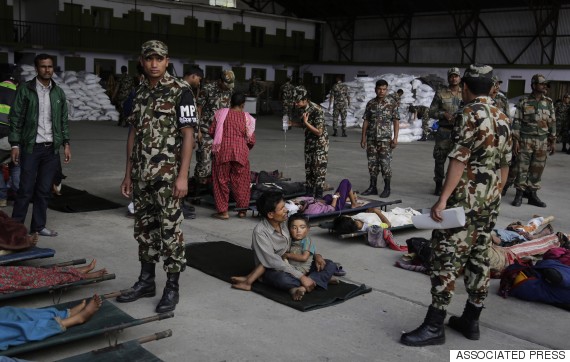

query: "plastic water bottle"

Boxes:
[282, 115, 289, 131]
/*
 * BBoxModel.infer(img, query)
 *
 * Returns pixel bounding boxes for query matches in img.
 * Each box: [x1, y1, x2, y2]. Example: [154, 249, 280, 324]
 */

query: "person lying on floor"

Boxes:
[231, 212, 338, 298]
[491, 216, 554, 247]
[0, 294, 102, 351]
[332, 207, 392, 234]
[0, 259, 108, 293]
[237, 191, 337, 301]
[291, 179, 358, 216]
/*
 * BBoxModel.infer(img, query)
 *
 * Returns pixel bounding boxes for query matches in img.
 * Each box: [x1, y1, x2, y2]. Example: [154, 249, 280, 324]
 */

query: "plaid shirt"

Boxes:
[209, 109, 255, 165]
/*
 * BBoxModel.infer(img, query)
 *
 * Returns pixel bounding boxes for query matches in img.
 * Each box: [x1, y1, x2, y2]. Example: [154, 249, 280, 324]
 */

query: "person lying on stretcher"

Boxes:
[332, 208, 391, 234]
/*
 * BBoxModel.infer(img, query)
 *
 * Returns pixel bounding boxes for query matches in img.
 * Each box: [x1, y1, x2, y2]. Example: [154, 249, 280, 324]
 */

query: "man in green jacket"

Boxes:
[9, 53, 71, 237]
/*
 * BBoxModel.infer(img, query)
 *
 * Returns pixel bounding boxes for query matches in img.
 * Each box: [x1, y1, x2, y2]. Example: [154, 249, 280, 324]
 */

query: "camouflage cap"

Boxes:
[463, 64, 493, 79]
[491, 75, 502, 84]
[447, 67, 461, 77]
[531, 74, 548, 84]
[141, 40, 168, 57]
[221, 70, 235, 88]
[294, 86, 308, 102]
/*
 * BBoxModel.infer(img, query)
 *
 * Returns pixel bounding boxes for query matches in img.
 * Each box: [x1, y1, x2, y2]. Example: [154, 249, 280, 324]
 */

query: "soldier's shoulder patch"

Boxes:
[176, 88, 198, 129]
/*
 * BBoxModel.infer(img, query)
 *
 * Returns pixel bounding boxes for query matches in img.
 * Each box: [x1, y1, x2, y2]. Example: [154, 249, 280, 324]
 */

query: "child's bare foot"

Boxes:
[231, 282, 252, 291]
[76, 259, 97, 274]
[230, 276, 247, 284]
[69, 299, 87, 317]
[83, 269, 107, 279]
[290, 286, 306, 301]
[61, 294, 102, 328]
[328, 277, 340, 285]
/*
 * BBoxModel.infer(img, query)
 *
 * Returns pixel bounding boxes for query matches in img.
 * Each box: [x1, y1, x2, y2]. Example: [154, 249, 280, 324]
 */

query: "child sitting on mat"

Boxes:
[231, 213, 337, 299]
[332, 207, 391, 234]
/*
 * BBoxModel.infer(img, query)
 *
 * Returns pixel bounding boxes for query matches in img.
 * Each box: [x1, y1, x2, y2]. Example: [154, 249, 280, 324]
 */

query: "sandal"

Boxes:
[211, 213, 229, 220]
[333, 262, 346, 276]
[38, 228, 58, 237]
[237, 211, 247, 218]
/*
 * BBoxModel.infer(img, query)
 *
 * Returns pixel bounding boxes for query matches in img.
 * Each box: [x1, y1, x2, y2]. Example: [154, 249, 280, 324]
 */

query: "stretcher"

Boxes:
[0, 259, 116, 301]
[56, 330, 173, 362]
[305, 199, 402, 222]
[0, 292, 174, 357]
[0, 246, 55, 265]
[318, 220, 416, 238]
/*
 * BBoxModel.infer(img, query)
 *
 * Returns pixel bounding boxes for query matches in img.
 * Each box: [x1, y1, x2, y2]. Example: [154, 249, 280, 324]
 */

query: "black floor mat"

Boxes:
[48, 185, 124, 213]
[186, 241, 371, 312]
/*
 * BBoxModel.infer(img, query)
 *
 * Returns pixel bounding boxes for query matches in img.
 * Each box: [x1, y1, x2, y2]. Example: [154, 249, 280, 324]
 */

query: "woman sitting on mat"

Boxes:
[333, 207, 392, 234]
[0, 259, 108, 294]
[0, 294, 102, 350]
[231, 212, 337, 300]
[209, 92, 256, 220]
[293, 179, 358, 216]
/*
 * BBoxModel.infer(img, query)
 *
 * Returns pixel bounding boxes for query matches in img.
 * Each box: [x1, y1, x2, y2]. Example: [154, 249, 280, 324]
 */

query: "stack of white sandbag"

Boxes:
[18, 65, 119, 122]
[321, 73, 437, 142]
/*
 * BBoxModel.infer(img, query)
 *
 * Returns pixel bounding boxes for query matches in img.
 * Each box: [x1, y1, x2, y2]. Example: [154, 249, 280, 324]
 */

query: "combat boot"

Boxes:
[562, 143, 567, 152]
[418, 134, 427, 141]
[342, 130, 347, 137]
[332, 129, 338, 137]
[448, 301, 483, 340]
[512, 189, 523, 207]
[361, 176, 378, 196]
[400, 306, 446, 346]
[379, 178, 391, 198]
[116, 262, 156, 303]
[156, 272, 180, 313]
[528, 191, 547, 208]
[314, 187, 324, 199]
[434, 181, 442, 196]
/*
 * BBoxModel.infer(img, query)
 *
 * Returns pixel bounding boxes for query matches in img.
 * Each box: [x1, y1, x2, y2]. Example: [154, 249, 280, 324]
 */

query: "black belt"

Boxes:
[36, 142, 53, 147]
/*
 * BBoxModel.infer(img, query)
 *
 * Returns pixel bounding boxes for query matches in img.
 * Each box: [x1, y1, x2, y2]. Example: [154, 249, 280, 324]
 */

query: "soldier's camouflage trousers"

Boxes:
[332, 105, 348, 131]
[429, 198, 500, 309]
[514, 137, 548, 191]
[561, 118, 570, 143]
[133, 180, 186, 273]
[433, 133, 453, 183]
[194, 132, 213, 180]
[305, 140, 329, 190]
[366, 138, 392, 179]
[421, 116, 430, 137]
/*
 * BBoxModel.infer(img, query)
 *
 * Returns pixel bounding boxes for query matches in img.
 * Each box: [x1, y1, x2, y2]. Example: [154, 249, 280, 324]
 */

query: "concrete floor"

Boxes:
[4, 115, 569, 361]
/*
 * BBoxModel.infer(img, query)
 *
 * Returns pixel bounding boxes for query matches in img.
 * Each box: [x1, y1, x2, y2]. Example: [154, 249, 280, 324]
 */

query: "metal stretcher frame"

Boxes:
[56, 330, 173, 362]
[0, 247, 55, 265]
[318, 220, 416, 238]
[305, 199, 402, 222]
[0, 293, 174, 357]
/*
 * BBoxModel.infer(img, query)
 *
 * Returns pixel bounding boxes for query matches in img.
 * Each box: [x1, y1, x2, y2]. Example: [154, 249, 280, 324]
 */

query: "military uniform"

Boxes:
[430, 96, 512, 309]
[414, 105, 431, 140]
[115, 73, 135, 125]
[128, 71, 198, 273]
[279, 81, 295, 121]
[429, 85, 463, 188]
[330, 81, 350, 133]
[194, 75, 233, 180]
[555, 99, 570, 147]
[512, 93, 556, 194]
[363, 97, 400, 180]
[297, 99, 329, 195]
[493, 92, 510, 119]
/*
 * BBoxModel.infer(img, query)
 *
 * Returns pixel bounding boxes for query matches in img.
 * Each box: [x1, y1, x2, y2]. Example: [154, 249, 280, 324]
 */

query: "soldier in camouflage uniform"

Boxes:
[555, 93, 570, 152]
[401, 64, 512, 347]
[113, 65, 135, 127]
[429, 67, 463, 196]
[117, 40, 198, 314]
[511, 74, 556, 208]
[291, 87, 329, 198]
[328, 75, 350, 137]
[279, 77, 295, 127]
[194, 70, 234, 183]
[360, 79, 400, 198]
[411, 105, 431, 141]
